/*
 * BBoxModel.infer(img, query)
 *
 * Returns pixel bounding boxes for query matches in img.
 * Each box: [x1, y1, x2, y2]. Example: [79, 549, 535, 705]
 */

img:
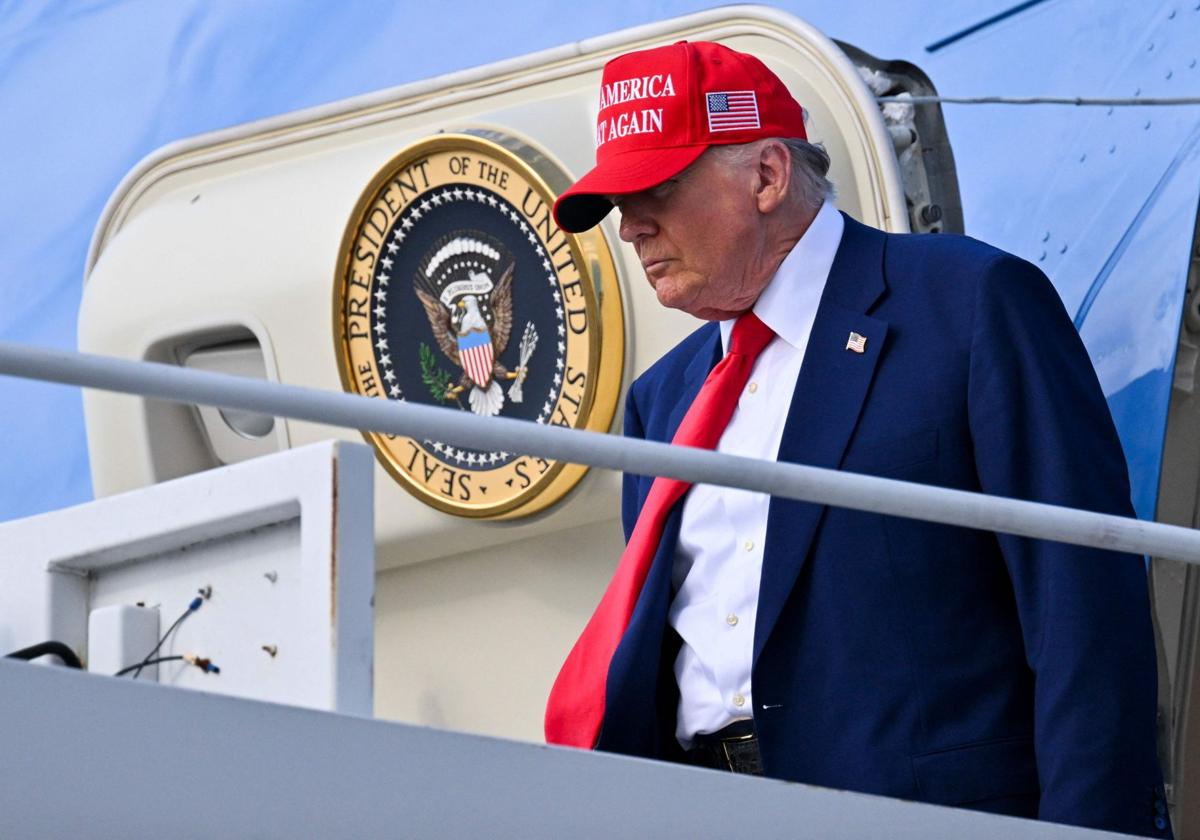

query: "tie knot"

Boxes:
[728, 311, 775, 359]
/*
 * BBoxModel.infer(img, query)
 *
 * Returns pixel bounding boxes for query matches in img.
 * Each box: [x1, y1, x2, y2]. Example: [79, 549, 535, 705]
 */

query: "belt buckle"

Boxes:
[720, 730, 756, 770]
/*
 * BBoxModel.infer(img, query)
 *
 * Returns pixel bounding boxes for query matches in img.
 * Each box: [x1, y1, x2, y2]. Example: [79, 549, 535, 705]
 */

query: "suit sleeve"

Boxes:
[621, 382, 647, 544]
[967, 254, 1166, 835]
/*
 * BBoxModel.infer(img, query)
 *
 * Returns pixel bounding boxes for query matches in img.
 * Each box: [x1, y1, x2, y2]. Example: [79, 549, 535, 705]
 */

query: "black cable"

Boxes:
[114, 655, 183, 677]
[115, 653, 219, 678]
[131, 596, 203, 679]
[4, 641, 83, 669]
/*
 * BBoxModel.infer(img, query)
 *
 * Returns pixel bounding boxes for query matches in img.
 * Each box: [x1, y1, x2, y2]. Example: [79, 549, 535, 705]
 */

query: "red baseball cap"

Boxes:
[553, 40, 808, 233]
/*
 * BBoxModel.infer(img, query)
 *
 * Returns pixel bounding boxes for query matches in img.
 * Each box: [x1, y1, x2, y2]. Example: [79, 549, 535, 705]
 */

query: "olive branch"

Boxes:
[419, 342, 457, 404]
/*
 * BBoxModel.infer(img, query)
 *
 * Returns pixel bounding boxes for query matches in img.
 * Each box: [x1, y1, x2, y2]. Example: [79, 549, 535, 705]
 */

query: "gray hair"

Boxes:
[708, 137, 835, 211]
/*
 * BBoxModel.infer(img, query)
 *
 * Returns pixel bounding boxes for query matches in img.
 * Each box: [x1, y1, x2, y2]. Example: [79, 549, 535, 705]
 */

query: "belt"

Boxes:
[684, 719, 763, 775]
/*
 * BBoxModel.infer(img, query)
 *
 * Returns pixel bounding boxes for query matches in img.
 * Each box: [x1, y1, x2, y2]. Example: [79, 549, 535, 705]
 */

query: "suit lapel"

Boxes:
[666, 324, 722, 441]
[601, 503, 686, 756]
[754, 215, 891, 667]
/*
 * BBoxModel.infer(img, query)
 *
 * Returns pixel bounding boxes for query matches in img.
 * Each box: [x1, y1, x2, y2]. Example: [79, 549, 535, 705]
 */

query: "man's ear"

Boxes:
[754, 140, 791, 214]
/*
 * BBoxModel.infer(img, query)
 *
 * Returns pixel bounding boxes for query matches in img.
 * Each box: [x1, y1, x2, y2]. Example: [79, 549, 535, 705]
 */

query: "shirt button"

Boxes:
[733, 694, 746, 708]
[726, 614, 739, 626]
[743, 540, 754, 552]
[747, 382, 758, 394]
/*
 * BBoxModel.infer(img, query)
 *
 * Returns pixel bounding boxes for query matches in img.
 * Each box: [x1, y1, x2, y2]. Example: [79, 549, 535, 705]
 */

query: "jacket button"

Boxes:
[1155, 816, 1167, 831]
[1156, 801, 1167, 815]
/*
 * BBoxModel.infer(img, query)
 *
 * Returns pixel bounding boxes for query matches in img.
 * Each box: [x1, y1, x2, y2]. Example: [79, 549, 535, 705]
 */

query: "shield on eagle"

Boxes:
[458, 323, 494, 388]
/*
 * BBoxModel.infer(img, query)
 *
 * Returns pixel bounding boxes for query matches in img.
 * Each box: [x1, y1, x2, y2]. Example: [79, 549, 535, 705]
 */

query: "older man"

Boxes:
[545, 41, 1169, 837]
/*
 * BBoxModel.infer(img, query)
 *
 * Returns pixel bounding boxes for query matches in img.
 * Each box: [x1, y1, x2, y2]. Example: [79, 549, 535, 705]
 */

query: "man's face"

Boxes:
[613, 149, 768, 321]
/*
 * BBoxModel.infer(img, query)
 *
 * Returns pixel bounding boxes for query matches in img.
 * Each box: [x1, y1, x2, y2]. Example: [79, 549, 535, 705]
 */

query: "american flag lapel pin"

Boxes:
[845, 332, 867, 354]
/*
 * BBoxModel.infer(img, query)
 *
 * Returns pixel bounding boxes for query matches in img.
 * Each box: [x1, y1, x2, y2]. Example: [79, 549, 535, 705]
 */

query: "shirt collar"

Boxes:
[718, 200, 845, 353]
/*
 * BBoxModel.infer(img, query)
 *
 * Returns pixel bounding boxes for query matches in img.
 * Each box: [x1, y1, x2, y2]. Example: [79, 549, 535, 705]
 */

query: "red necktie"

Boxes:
[545, 312, 776, 748]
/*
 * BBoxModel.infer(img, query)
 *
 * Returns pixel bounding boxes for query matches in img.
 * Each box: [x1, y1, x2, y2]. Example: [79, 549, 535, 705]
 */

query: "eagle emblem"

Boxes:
[414, 232, 537, 416]
[335, 134, 624, 517]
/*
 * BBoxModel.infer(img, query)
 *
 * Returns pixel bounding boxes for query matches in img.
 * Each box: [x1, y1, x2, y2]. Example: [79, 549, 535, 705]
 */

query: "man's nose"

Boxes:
[617, 203, 657, 243]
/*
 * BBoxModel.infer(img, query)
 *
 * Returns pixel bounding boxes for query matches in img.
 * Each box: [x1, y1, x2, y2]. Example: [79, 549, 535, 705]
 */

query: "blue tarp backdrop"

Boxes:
[1, 0, 1198, 522]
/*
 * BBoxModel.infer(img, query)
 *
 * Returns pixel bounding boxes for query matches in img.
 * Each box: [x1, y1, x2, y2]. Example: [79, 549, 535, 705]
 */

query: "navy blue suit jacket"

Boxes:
[605, 215, 1169, 836]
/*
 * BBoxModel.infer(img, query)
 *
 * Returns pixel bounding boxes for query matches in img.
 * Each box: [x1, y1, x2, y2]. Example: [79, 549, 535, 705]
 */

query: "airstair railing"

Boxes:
[2, 340, 1198, 563]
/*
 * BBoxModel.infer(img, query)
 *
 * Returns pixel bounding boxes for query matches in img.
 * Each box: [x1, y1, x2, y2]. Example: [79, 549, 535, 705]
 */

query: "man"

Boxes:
[545, 40, 1169, 837]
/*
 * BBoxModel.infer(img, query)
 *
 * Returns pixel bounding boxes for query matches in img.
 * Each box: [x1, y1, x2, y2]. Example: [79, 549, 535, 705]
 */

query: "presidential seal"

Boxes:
[334, 133, 623, 518]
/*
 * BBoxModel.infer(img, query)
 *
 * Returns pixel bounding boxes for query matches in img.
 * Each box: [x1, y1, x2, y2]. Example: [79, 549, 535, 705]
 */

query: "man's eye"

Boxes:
[650, 179, 679, 199]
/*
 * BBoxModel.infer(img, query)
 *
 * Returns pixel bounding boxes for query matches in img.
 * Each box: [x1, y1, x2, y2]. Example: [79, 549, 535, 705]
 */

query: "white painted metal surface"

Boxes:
[0, 440, 375, 714]
[86, 603, 159, 679]
[0, 658, 1138, 840]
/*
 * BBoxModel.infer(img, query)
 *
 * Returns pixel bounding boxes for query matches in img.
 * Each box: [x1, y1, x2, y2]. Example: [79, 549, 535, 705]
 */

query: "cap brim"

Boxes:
[553, 144, 709, 233]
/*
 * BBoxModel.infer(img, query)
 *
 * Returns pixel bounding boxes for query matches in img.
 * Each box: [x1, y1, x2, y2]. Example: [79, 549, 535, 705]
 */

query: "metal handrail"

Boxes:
[2, 340, 1198, 563]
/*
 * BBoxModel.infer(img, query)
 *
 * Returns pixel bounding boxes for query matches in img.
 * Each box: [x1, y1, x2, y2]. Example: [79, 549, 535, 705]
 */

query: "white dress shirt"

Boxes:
[670, 201, 845, 747]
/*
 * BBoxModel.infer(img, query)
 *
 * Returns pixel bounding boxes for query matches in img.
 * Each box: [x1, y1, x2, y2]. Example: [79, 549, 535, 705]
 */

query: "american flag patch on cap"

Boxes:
[706, 90, 760, 132]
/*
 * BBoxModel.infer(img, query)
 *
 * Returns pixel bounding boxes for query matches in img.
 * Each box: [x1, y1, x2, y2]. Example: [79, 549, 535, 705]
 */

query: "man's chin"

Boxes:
[654, 288, 720, 320]
[653, 282, 692, 312]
